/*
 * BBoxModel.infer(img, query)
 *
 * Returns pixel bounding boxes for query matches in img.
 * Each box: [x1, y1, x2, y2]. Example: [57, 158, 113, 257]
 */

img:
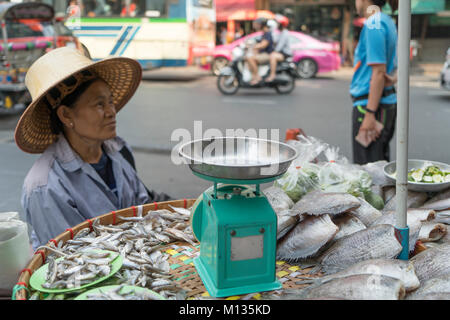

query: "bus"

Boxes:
[38, 0, 216, 70]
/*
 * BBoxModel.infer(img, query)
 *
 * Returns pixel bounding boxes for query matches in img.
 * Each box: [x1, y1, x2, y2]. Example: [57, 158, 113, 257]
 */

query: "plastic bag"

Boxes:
[0, 213, 32, 292]
[274, 136, 328, 202]
[318, 146, 372, 198]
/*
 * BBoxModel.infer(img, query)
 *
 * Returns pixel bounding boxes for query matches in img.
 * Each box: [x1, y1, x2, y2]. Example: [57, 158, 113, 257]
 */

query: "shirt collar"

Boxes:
[52, 134, 125, 172]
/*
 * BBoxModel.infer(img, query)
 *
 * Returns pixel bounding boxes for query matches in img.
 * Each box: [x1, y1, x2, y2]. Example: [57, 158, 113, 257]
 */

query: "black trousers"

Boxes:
[352, 103, 397, 165]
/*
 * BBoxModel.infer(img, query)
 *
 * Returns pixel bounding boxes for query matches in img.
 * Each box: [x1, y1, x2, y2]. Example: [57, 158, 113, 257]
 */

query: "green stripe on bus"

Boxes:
[68, 17, 187, 23]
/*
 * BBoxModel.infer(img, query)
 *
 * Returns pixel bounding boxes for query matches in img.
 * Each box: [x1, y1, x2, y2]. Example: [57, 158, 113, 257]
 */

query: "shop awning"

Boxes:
[215, 0, 255, 22]
[228, 10, 275, 21]
[383, 0, 446, 15]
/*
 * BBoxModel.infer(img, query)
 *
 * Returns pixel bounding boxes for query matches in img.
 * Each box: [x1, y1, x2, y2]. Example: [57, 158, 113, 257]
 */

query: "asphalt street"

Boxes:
[1, 70, 449, 220]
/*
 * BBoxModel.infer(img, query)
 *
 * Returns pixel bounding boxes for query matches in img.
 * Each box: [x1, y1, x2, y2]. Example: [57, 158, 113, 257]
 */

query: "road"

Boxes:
[0, 70, 449, 219]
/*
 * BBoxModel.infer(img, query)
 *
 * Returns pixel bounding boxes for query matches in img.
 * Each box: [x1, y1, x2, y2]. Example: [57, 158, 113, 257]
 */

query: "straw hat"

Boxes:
[14, 47, 142, 153]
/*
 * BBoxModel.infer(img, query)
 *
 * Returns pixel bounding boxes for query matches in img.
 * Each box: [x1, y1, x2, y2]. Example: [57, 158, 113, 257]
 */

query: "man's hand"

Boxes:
[358, 112, 381, 143]
[384, 72, 397, 87]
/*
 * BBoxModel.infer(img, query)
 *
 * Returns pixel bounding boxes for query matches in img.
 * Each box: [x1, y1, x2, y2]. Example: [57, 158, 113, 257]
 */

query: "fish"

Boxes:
[416, 292, 450, 300]
[331, 213, 366, 242]
[406, 274, 450, 300]
[370, 211, 423, 252]
[383, 190, 428, 212]
[350, 197, 382, 226]
[410, 242, 450, 282]
[318, 224, 402, 274]
[438, 225, 450, 244]
[421, 188, 450, 211]
[383, 186, 396, 204]
[296, 258, 420, 292]
[280, 274, 405, 300]
[276, 214, 338, 260]
[434, 210, 450, 224]
[276, 209, 299, 240]
[406, 208, 436, 222]
[418, 222, 447, 242]
[263, 186, 294, 210]
[361, 161, 394, 187]
[34, 206, 196, 300]
[292, 190, 360, 216]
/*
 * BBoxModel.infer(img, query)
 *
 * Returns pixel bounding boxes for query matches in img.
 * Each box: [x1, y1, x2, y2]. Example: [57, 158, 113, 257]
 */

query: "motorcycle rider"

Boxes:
[266, 16, 292, 83]
[246, 18, 274, 86]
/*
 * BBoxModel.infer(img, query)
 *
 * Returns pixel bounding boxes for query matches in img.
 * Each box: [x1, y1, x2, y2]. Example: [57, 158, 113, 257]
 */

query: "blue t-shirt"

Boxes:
[350, 12, 398, 107]
[259, 31, 274, 54]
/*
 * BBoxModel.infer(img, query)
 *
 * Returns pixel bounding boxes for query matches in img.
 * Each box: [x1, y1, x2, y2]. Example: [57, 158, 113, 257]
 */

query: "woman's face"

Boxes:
[67, 80, 117, 142]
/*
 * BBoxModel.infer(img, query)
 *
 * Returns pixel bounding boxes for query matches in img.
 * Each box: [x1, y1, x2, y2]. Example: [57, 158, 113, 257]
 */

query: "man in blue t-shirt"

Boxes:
[350, 0, 398, 164]
[246, 18, 274, 85]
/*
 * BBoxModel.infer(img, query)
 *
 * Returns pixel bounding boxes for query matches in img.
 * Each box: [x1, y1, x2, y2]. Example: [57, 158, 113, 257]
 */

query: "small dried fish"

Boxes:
[421, 188, 450, 211]
[263, 186, 294, 210]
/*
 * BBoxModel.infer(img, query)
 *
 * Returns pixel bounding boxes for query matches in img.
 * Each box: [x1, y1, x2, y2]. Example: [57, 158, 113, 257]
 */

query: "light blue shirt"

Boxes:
[21, 134, 150, 249]
[350, 12, 398, 106]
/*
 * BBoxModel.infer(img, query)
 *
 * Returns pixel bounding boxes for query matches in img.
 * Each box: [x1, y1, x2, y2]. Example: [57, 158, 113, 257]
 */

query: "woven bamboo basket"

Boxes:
[14, 199, 320, 300]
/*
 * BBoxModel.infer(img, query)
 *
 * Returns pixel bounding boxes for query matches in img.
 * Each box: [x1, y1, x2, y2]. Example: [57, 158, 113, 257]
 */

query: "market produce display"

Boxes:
[15, 137, 450, 300]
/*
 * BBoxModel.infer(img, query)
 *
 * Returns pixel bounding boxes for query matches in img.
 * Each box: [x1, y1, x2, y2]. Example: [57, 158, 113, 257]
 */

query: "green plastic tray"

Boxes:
[29, 250, 123, 294]
[74, 285, 166, 300]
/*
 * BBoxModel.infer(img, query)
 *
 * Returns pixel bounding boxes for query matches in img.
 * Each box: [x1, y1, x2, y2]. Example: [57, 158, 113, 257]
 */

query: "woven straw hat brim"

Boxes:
[14, 57, 142, 154]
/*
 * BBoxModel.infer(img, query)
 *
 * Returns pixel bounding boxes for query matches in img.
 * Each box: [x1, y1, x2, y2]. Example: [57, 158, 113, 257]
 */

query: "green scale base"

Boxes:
[194, 257, 282, 297]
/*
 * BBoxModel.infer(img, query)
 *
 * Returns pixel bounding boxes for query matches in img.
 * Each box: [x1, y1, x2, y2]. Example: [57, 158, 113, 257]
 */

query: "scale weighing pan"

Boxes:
[178, 136, 298, 183]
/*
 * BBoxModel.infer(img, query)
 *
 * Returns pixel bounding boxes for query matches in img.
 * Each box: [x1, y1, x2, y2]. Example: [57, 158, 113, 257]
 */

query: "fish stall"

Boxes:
[11, 135, 450, 300]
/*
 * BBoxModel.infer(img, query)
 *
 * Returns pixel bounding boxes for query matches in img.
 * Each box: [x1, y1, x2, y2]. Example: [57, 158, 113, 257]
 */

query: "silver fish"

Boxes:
[434, 210, 450, 224]
[406, 274, 450, 300]
[292, 190, 360, 216]
[282, 274, 406, 300]
[406, 208, 436, 222]
[331, 213, 366, 242]
[350, 197, 382, 226]
[371, 211, 423, 252]
[277, 214, 338, 260]
[410, 243, 450, 282]
[361, 161, 394, 187]
[383, 186, 396, 204]
[421, 188, 450, 211]
[297, 258, 420, 292]
[383, 191, 428, 212]
[276, 210, 299, 240]
[418, 222, 447, 242]
[414, 292, 450, 300]
[319, 224, 402, 274]
[263, 186, 294, 210]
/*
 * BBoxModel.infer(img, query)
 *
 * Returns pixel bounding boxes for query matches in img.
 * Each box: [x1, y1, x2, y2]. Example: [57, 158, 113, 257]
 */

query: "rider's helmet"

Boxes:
[254, 17, 268, 29]
[267, 19, 278, 31]
[275, 14, 289, 28]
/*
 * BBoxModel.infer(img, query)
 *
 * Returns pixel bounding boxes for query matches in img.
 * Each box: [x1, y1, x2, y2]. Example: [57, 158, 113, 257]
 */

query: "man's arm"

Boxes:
[255, 39, 269, 50]
[366, 63, 386, 113]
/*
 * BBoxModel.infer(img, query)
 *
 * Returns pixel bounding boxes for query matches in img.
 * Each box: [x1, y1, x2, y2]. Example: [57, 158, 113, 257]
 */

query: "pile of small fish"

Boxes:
[42, 251, 119, 290]
[85, 284, 165, 300]
[263, 159, 450, 300]
[33, 205, 196, 300]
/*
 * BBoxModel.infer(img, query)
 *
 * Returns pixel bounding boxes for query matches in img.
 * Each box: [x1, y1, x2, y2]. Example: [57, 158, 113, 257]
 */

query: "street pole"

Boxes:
[395, 0, 411, 260]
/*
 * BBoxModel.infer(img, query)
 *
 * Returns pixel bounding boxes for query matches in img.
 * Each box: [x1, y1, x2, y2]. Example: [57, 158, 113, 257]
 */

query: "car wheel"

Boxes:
[297, 58, 318, 79]
[212, 57, 229, 76]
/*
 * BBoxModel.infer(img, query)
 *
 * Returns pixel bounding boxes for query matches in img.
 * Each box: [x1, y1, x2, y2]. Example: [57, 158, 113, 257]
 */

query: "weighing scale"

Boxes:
[179, 137, 298, 297]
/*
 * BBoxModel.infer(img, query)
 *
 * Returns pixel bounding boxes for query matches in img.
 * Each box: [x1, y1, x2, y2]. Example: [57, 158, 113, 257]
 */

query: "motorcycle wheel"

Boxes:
[275, 72, 295, 94]
[217, 74, 239, 95]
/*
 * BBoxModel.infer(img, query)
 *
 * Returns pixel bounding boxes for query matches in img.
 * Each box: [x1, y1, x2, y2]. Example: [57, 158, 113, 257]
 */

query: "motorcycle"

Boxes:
[217, 39, 297, 95]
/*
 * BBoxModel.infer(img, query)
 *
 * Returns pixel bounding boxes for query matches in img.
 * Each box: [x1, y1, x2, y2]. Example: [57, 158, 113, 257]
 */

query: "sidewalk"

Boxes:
[142, 66, 211, 81]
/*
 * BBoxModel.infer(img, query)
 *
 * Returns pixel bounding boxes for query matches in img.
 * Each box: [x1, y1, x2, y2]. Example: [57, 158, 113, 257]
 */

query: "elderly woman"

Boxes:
[15, 47, 170, 249]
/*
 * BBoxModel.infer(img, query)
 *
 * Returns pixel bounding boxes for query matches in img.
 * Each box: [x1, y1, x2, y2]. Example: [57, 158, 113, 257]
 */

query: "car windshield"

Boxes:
[5, 20, 55, 38]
